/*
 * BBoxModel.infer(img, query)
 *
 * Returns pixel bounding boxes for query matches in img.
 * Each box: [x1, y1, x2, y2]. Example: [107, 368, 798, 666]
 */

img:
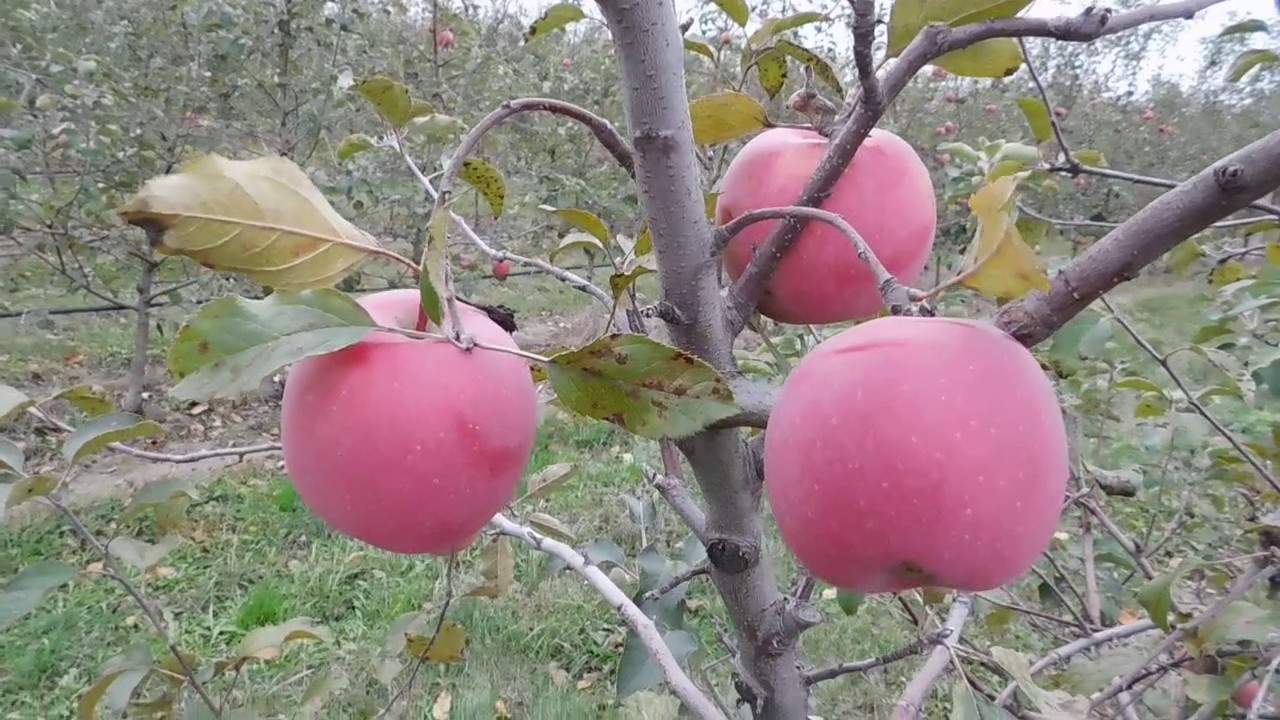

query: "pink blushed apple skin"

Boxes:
[716, 127, 937, 325]
[763, 316, 1070, 593]
[280, 288, 539, 555]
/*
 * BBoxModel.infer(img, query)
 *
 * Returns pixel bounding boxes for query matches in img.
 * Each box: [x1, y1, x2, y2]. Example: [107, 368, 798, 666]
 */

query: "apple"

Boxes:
[1074, 176, 1090, 190]
[1052, 105, 1069, 119]
[279, 288, 539, 555]
[929, 65, 947, 80]
[492, 258, 512, 280]
[562, 57, 574, 69]
[715, 127, 936, 324]
[1157, 124, 1174, 136]
[1233, 680, 1262, 709]
[719, 30, 734, 45]
[984, 103, 999, 115]
[435, 28, 455, 50]
[937, 153, 952, 165]
[942, 120, 956, 135]
[458, 252, 477, 270]
[1140, 107, 1157, 122]
[943, 90, 960, 104]
[764, 316, 1070, 593]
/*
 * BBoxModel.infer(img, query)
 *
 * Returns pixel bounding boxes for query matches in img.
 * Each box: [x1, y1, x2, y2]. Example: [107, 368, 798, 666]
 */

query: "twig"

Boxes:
[1100, 296, 1280, 494]
[1081, 513, 1102, 626]
[1089, 561, 1278, 709]
[644, 563, 710, 602]
[377, 554, 458, 718]
[488, 514, 726, 720]
[646, 443, 708, 542]
[805, 627, 951, 686]
[993, 619, 1159, 706]
[26, 407, 282, 463]
[850, 0, 881, 116]
[47, 494, 221, 716]
[1018, 38, 1074, 161]
[712, 205, 924, 313]
[892, 594, 973, 719]
[1048, 163, 1280, 218]
[1079, 497, 1157, 579]
[1016, 201, 1266, 231]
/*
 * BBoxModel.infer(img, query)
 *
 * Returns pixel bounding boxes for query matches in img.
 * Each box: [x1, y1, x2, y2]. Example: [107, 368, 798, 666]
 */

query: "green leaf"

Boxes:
[683, 39, 716, 61]
[336, 133, 377, 162]
[1228, 48, 1279, 81]
[458, 157, 506, 219]
[688, 91, 767, 146]
[549, 232, 607, 265]
[527, 512, 576, 543]
[836, 589, 865, 616]
[711, 0, 750, 27]
[108, 535, 182, 571]
[78, 644, 155, 720]
[166, 290, 377, 401]
[50, 384, 114, 416]
[121, 477, 202, 522]
[524, 3, 587, 43]
[520, 463, 577, 502]
[888, 1, 1033, 57]
[1137, 564, 1198, 632]
[749, 12, 828, 46]
[235, 617, 333, 662]
[950, 678, 1017, 719]
[989, 646, 1092, 716]
[0, 561, 78, 631]
[539, 205, 610, 243]
[405, 113, 467, 142]
[1074, 148, 1107, 167]
[0, 384, 34, 424]
[0, 437, 24, 474]
[63, 412, 165, 465]
[610, 266, 655, 300]
[546, 335, 740, 439]
[936, 38, 1024, 77]
[5, 474, 57, 509]
[754, 49, 788, 100]
[418, 270, 443, 328]
[774, 40, 844, 96]
[353, 77, 430, 129]
[616, 629, 700, 700]
[1013, 96, 1054, 142]
[1168, 240, 1204, 274]
[1112, 377, 1165, 394]
[299, 665, 349, 715]
[1217, 19, 1270, 38]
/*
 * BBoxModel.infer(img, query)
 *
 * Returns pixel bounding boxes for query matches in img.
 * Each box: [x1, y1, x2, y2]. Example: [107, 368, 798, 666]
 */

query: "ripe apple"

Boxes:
[937, 153, 952, 165]
[279, 288, 539, 555]
[984, 103, 999, 115]
[1052, 105, 1068, 119]
[1074, 176, 1090, 190]
[1140, 107, 1157, 122]
[435, 28, 455, 50]
[1232, 680, 1262, 709]
[764, 316, 1070, 593]
[458, 252, 477, 270]
[718, 30, 734, 45]
[562, 57, 574, 69]
[943, 90, 960, 104]
[941, 120, 956, 135]
[492, 259, 512, 281]
[929, 65, 947, 80]
[1157, 124, 1174, 136]
[715, 127, 936, 324]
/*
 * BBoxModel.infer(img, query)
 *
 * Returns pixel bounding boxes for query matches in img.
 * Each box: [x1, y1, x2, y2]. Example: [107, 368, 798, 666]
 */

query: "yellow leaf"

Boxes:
[431, 688, 453, 720]
[688, 91, 767, 146]
[935, 38, 1024, 78]
[953, 175, 1050, 301]
[494, 698, 513, 719]
[754, 49, 788, 100]
[458, 157, 507, 218]
[405, 621, 467, 662]
[463, 536, 515, 599]
[116, 154, 381, 290]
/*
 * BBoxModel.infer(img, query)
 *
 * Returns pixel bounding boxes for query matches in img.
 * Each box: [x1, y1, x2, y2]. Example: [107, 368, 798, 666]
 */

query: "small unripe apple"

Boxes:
[492, 259, 512, 281]
[1052, 105, 1068, 119]
[280, 289, 539, 555]
[715, 127, 936, 324]
[764, 316, 1070, 593]
[984, 103, 998, 115]
[435, 28, 455, 50]
[457, 253, 477, 270]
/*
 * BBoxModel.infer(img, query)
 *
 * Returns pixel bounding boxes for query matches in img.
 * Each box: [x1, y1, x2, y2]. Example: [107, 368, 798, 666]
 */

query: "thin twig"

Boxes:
[892, 594, 973, 719]
[993, 619, 1159, 706]
[489, 514, 726, 720]
[805, 627, 951, 686]
[850, 0, 881, 116]
[644, 563, 710, 602]
[27, 407, 282, 464]
[1080, 497, 1157, 580]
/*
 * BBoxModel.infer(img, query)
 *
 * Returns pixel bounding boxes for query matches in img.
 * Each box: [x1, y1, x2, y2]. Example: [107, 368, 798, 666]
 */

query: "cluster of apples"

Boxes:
[716, 127, 1070, 593]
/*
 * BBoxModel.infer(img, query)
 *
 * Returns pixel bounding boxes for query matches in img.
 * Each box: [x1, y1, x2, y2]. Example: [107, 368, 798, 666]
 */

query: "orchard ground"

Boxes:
[2, 239, 1266, 718]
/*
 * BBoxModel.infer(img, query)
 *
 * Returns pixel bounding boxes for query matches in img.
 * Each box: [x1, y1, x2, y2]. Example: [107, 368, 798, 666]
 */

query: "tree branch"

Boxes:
[805, 626, 951, 686]
[488, 514, 725, 720]
[28, 408, 281, 464]
[993, 128, 1280, 348]
[893, 594, 974, 719]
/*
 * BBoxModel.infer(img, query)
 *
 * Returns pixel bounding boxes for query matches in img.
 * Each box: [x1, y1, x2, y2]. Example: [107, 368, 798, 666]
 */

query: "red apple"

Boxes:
[1052, 105, 1068, 119]
[1157, 123, 1174, 136]
[718, 31, 734, 45]
[562, 57, 574, 69]
[984, 103, 999, 115]
[1140, 107, 1157, 122]
[929, 66, 947, 80]
[458, 253, 477, 270]
[937, 153, 952, 164]
[715, 127, 936, 324]
[1233, 680, 1262, 709]
[492, 259, 512, 280]
[943, 90, 960, 104]
[279, 288, 539, 555]
[435, 28, 455, 50]
[764, 316, 1070, 593]
[1074, 176, 1090, 189]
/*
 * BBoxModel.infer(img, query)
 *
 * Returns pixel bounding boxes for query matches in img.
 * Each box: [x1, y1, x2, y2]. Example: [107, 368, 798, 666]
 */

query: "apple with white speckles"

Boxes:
[279, 288, 539, 555]
[763, 315, 1070, 593]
